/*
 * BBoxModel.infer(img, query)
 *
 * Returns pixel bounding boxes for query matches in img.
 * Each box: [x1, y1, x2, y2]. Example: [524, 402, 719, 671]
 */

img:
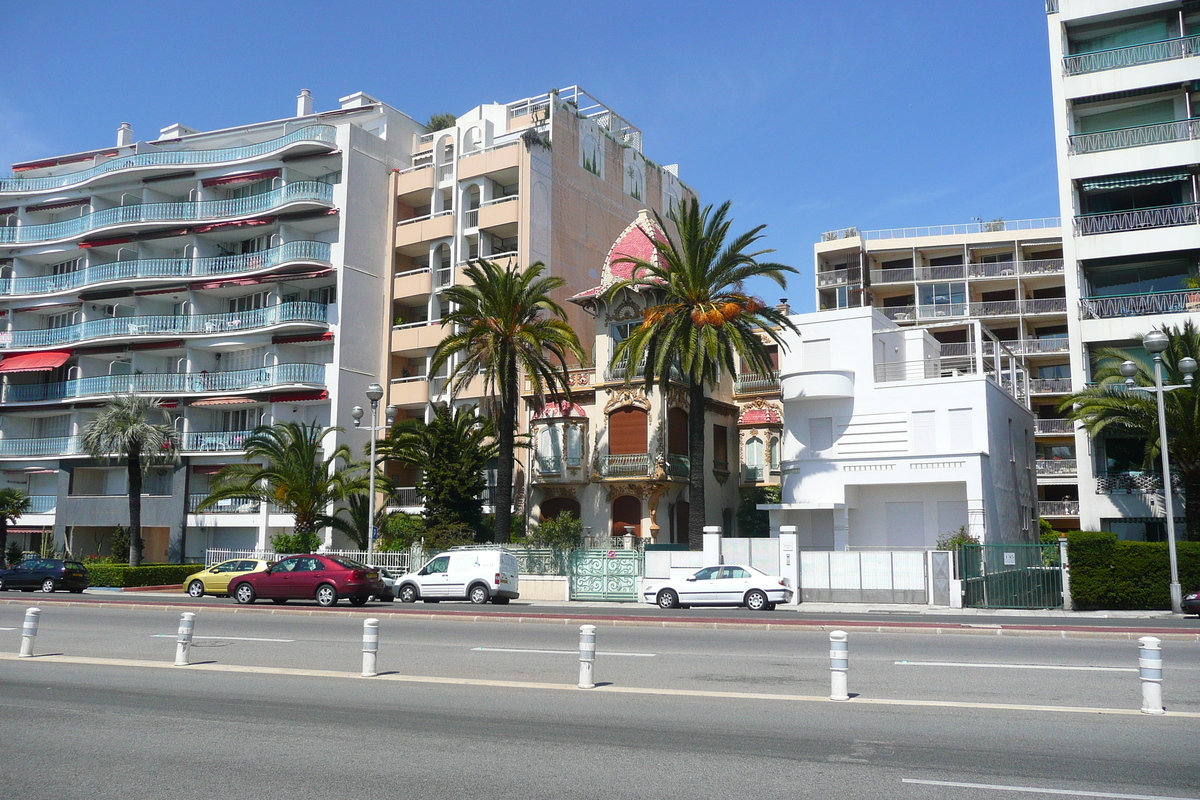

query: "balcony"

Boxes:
[393, 267, 433, 301]
[0, 429, 257, 458]
[1036, 459, 1077, 476]
[396, 163, 435, 195]
[1075, 203, 1198, 236]
[665, 455, 689, 479]
[392, 487, 421, 508]
[967, 259, 1064, 278]
[394, 210, 454, 248]
[1080, 289, 1200, 320]
[1069, 119, 1200, 156]
[1038, 501, 1079, 517]
[1003, 338, 1070, 355]
[1, 362, 324, 404]
[733, 371, 781, 394]
[477, 195, 520, 234]
[598, 453, 652, 479]
[823, 218, 1060, 242]
[388, 376, 430, 407]
[1029, 378, 1073, 394]
[603, 358, 682, 383]
[26, 495, 57, 513]
[0, 241, 331, 298]
[188, 494, 261, 514]
[816, 268, 855, 287]
[741, 464, 780, 484]
[0, 182, 334, 246]
[182, 430, 255, 452]
[390, 321, 449, 354]
[1063, 35, 1200, 77]
[457, 141, 520, 181]
[1095, 470, 1180, 494]
[0, 125, 336, 194]
[870, 267, 915, 284]
[1, 301, 327, 351]
[1034, 419, 1073, 435]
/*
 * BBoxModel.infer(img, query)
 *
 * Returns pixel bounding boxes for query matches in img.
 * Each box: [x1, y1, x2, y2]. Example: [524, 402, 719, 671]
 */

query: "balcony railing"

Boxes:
[535, 456, 562, 475]
[741, 464, 780, 483]
[463, 209, 479, 228]
[968, 300, 1021, 317]
[1, 301, 326, 350]
[1063, 34, 1200, 76]
[189, 494, 261, 514]
[1079, 289, 1200, 320]
[604, 358, 683, 383]
[1038, 501, 1078, 517]
[880, 306, 916, 321]
[0, 241, 331, 297]
[870, 267, 915, 284]
[1003, 338, 1070, 355]
[25, 495, 57, 513]
[1036, 459, 1077, 476]
[967, 259, 1064, 278]
[392, 487, 421, 507]
[598, 453, 652, 478]
[816, 268, 853, 286]
[822, 218, 1060, 242]
[0, 125, 336, 194]
[1075, 203, 1199, 236]
[1035, 419, 1073, 435]
[1023, 298, 1068, 314]
[1029, 378, 1073, 394]
[1095, 470, 1181, 494]
[734, 370, 781, 394]
[0, 435, 80, 457]
[182, 430, 255, 452]
[0, 182, 334, 245]
[665, 454, 690, 479]
[1069, 119, 1200, 156]
[1, 362, 324, 403]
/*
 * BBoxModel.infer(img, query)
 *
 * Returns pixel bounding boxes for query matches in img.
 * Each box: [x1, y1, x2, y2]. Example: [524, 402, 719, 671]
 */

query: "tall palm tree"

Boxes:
[0, 488, 33, 564]
[199, 421, 356, 553]
[605, 199, 797, 547]
[431, 260, 585, 543]
[1059, 322, 1200, 541]
[80, 394, 179, 566]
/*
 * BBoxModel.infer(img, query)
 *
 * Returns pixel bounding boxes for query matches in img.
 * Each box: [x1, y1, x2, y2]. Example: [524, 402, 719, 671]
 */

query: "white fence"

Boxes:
[205, 548, 416, 571]
[799, 551, 929, 604]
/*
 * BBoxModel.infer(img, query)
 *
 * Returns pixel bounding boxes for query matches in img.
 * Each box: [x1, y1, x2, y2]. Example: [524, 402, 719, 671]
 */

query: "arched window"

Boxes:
[745, 436, 764, 467]
[565, 424, 584, 467]
[540, 497, 580, 521]
[769, 435, 780, 470]
[612, 495, 641, 536]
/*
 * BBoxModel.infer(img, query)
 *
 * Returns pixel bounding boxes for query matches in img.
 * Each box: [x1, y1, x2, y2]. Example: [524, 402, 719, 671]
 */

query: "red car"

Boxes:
[230, 555, 387, 607]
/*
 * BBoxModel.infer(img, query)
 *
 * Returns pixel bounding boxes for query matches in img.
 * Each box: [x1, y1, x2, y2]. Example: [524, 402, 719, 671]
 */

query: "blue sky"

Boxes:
[1, 1, 1059, 312]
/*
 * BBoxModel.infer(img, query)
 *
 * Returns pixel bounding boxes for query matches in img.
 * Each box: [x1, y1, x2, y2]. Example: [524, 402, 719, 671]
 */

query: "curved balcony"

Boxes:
[1, 362, 324, 404]
[0, 430, 255, 458]
[0, 240, 331, 298]
[1, 301, 326, 351]
[0, 181, 334, 246]
[0, 125, 337, 195]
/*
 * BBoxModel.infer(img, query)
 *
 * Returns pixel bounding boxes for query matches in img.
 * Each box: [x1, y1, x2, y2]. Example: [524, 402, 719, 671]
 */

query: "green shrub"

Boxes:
[1066, 531, 1200, 610]
[270, 531, 318, 554]
[421, 522, 476, 552]
[5, 541, 22, 566]
[936, 525, 977, 552]
[85, 564, 199, 588]
[1064, 531, 1115, 609]
[379, 513, 425, 551]
[527, 514, 583, 550]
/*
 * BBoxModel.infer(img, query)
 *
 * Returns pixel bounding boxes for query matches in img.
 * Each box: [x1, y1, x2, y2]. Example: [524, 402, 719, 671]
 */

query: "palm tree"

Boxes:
[431, 260, 585, 543]
[1059, 322, 1200, 541]
[199, 421, 356, 553]
[80, 394, 179, 566]
[0, 488, 33, 565]
[605, 199, 797, 547]
[331, 490, 393, 551]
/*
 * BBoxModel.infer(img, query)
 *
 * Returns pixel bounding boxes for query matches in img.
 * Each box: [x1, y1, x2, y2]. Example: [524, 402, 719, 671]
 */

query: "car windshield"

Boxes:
[327, 557, 368, 570]
[64, 561, 86, 570]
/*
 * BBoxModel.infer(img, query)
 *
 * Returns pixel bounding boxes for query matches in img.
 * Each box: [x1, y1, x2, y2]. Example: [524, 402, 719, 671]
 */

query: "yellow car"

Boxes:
[184, 559, 269, 598]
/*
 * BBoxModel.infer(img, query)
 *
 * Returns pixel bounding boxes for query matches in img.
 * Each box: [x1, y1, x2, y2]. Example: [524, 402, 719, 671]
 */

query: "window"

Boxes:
[220, 408, 261, 432]
[919, 282, 966, 308]
[228, 179, 272, 200]
[51, 258, 82, 276]
[609, 322, 637, 345]
[912, 410, 935, 455]
[238, 235, 270, 254]
[229, 292, 269, 313]
[745, 436, 764, 468]
[1037, 364, 1071, 379]
[223, 347, 267, 372]
[309, 285, 336, 305]
[46, 312, 74, 329]
[565, 425, 583, 467]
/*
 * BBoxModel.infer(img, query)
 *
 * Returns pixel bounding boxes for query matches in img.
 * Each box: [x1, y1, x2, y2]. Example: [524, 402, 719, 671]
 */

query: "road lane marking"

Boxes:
[902, 778, 1198, 799]
[0, 627, 15, 631]
[473, 646, 655, 657]
[150, 634, 294, 643]
[895, 660, 1137, 673]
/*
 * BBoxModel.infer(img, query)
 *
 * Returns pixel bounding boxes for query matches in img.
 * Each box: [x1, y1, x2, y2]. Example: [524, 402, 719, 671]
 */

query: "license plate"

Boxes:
[367, 572, 378, 580]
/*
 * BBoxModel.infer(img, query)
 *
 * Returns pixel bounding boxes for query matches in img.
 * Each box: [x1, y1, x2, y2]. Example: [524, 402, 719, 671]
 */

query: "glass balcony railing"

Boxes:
[0, 181, 333, 245]
[1064, 35, 1200, 76]
[0, 240, 330, 297]
[0, 125, 336, 193]
[189, 494, 261, 514]
[1, 301, 326, 350]
[1, 362, 324, 403]
[26, 495, 57, 513]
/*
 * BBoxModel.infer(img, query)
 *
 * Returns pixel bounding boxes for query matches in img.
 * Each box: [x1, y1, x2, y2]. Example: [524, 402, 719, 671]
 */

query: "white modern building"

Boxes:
[0, 90, 422, 560]
[1047, 0, 1200, 538]
[765, 306, 1037, 549]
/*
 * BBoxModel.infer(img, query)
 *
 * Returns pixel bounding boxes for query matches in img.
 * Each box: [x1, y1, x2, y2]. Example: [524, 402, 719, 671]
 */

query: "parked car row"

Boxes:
[0, 559, 89, 593]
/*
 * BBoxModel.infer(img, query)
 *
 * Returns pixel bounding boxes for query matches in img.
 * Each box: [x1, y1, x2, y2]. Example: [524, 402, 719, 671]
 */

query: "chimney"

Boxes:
[116, 122, 133, 147]
[776, 297, 791, 315]
[297, 89, 313, 117]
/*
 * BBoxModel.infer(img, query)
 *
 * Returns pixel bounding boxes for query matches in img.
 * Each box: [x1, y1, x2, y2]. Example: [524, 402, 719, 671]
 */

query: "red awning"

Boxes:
[191, 464, 231, 475]
[272, 331, 333, 344]
[201, 169, 280, 188]
[192, 217, 274, 234]
[78, 236, 133, 249]
[26, 198, 89, 213]
[191, 276, 265, 290]
[269, 390, 328, 403]
[189, 396, 260, 407]
[0, 350, 72, 373]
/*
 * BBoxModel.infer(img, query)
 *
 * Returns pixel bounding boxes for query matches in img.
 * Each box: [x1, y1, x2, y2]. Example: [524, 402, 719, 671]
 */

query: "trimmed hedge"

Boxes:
[1066, 531, 1200, 610]
[84, 564, 198, 588]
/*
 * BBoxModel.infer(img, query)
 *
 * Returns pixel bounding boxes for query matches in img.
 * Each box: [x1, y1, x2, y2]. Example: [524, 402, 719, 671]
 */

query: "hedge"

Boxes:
[1065, 531, 1200, 610]
[84, 564, 198, 588]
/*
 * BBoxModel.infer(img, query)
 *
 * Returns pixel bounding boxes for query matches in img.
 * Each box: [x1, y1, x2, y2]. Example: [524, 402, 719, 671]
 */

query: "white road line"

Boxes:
[473, 646, 655, 658]
[902, 778, 1198, 799]
[150, 634, 294, 643]
[0, 627, 16, 631]
[895, 661, 1137, 673]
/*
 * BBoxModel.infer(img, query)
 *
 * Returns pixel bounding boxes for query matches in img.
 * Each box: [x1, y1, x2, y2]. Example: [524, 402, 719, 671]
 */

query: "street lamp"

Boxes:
[351, 382, 397, 559]
[1119, 330, 1197, 613]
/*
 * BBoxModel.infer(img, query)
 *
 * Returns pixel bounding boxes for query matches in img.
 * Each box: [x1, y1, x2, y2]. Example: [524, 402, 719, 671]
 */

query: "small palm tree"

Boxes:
[198, 421, 356, 553]
[80, 394, 179, 566]
[331, 490, 393, 551]
[0, 488, 33, 565]
[605, 199, 797, 546]
[1059, 321, 1200, 541]
[431, 260, 585, 543]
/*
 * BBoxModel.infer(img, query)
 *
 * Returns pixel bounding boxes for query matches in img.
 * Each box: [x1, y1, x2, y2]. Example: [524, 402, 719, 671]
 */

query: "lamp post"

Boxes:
[1119, 330, 1197, 613]
[351, 383, 397, 559]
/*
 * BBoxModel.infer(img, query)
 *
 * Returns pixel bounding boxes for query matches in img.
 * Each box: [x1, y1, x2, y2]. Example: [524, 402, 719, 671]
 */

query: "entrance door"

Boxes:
[612, 495, 641, 537]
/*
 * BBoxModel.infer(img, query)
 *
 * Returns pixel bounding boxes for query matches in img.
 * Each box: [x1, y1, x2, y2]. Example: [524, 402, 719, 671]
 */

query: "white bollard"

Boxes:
[829, 630, 849, 701]
[1138, 636, 1164, 715]
[18, 607, 40, 658]
[362, 618, 379, 678]
[175, 612, 196, 666]
[578, 624, 596, 689]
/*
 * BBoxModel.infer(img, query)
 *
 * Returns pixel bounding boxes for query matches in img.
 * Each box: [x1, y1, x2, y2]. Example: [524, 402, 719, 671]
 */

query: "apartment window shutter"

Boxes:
[608, 407, 648, 454]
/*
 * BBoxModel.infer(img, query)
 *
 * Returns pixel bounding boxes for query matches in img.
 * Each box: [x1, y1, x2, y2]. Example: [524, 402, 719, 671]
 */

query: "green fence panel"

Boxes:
[962, 543, 1064, 609]
[569, 548, 643, 601]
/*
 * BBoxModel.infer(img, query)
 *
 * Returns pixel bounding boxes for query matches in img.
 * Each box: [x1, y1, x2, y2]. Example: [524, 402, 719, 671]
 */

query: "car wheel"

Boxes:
[423, 599, 440, 603]
[315, 584, 338, 607]
[492, 596, 510, 605]
[469, 584, 490, 605]
[657, 589, 679, 609]
[271, 598, 287, 605]
[234, 583, 256, 604]
[41, 579, 56, 593]
[0, 577, 6, 591]
[745, 589, 768, 611]
[766, 603, 777, 611]
[349, 596, 369, 607]
[187, 580, 205, 598]
[398, 585, 417, 603]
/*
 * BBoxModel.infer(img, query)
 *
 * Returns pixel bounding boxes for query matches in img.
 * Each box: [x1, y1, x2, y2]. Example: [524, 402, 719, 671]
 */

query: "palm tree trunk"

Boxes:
[687, 381, 707, 550]
[0, 520, 8, 565]
[128, 446, 142, 567]
[495, 359, 517, 544]
[1185, 472, 1200, 543]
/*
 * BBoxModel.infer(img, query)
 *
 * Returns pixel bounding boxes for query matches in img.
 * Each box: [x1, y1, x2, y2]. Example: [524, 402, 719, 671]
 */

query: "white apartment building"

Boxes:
[765, 306, 1037, 549]
[0, 91, 421, 560]
[1047, 0, 1200, 539]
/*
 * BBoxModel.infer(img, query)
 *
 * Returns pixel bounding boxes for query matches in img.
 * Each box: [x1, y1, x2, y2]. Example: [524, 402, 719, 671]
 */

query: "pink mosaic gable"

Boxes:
[533, 399, 588, 419]
[738, 407, 781, 426]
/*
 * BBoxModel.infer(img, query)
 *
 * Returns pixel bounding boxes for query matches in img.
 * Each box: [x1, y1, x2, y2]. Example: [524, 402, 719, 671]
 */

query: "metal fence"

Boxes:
[961, 543, 1062, 609]
[204, 547, 418, 571]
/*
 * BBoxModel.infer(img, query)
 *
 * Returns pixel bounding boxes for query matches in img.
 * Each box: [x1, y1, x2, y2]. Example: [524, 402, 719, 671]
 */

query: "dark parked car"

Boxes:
[229, 555, 387, 607]
[1183, 590, 1200, 616]
[0, 559, 89, 593]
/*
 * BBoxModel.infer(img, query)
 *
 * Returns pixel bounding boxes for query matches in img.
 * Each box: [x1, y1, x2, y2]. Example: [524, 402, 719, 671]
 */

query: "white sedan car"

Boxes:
[641, 565, 792, 611]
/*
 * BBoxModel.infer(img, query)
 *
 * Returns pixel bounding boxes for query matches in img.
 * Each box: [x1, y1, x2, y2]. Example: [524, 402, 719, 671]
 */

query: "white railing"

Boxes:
[1064, 34, 1200, 76]
[870, 267, 915, 284]
[879, 306, 916, 321]
[394, 266, 432, 279]
[969, 300, 1021, 317]
[1076, 204, 1199, 236]
[1080, 290, 1200, 320]
[1039, 501, 1078, 517]
[1069, 119, 1200, 155]
[598, 453, 652, 478]
[204, 547, 414, 571]
[1023, 298, 1067, 314]
[1029, 378, 1073, 394]
[463, 209, 479, 228]
[967, 258, 1064, 278]
[734, 371, 781, 393]
[1, 362, 324, 403]
[397, 209, 453, 226]
[1035, 419, 1073, 434]
[1003, 338, 1070, 355]
[823, 218, 1060, 242]
[392, 487, 421, 507]
[1036, 459, 1077, 476]
[816, 268, 852, 286]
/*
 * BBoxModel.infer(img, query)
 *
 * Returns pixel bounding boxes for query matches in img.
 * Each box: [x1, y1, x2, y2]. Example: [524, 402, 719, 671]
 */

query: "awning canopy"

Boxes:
[189, 396, 260, 407]
[0, 350, 72, 373]
[201, 169, 280, 188]
[1081, 168, 1191, 192]
[269, 390, 328, 403]
[191, 464, 231, 475]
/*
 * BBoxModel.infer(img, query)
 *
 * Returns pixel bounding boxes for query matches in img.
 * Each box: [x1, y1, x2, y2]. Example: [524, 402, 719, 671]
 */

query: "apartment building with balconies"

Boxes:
[1048, 0, 1200, 539]
[0, 90, 422, 559]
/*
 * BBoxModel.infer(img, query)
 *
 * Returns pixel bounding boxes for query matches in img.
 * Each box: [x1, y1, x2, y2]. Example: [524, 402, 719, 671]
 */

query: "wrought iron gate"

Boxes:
[569, 548, 643, 601]
[961, 543, 1063, 609]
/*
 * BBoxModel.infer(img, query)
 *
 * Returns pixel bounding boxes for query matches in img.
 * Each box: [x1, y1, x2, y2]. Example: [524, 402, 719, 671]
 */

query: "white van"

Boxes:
[395, 547, 519, 605]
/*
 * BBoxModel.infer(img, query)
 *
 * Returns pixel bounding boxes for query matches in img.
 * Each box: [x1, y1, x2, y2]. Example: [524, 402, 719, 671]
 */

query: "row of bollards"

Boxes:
[10, 608, 1172, 713]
